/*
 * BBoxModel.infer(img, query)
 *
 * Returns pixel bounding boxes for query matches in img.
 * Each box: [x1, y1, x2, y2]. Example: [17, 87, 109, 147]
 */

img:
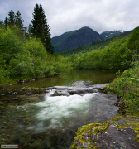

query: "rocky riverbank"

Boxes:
[1, 81, 138, 149]
[70, 115, 139, 149]
[0, 81, 108, 97]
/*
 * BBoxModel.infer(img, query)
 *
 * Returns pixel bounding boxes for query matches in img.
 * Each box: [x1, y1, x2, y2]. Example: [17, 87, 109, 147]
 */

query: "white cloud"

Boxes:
[0, 0, 139, 37]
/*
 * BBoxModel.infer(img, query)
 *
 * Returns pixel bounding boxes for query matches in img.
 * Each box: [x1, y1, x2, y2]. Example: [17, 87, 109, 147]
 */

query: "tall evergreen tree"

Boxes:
[31, 4, 53, 53]
[15, 11, 23, 29]
[5, 10, 23, 30]
[7, 10, 15, 26]
[4, 17, 8, 29]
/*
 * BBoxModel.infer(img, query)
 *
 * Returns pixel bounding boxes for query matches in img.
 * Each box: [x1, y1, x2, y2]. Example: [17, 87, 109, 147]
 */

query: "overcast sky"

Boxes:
[0, 0, 139, 37]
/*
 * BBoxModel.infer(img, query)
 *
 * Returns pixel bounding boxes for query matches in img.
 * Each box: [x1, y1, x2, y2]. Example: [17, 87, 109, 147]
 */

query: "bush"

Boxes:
[71, 36, 132, 70]
[128, 26, 139, 61]
[0, 27, 22, 65]
[0, 67, 10, 83]
[10, 38, 48, 78]
[108, 64, 139, 114]
[0, 26, 74, 84]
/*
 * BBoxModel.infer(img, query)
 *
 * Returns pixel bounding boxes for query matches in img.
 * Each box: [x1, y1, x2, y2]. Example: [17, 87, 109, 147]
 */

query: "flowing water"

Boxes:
[0, 70, 117, 149]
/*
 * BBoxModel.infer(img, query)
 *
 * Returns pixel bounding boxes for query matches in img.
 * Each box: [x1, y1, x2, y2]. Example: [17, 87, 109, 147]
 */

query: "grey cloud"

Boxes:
[0, 0, 139, 37]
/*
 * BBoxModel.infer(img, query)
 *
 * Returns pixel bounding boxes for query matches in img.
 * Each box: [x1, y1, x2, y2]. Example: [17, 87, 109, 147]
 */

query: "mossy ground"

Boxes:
[70, 122, 109, 149]
[70, 115, 139, 149]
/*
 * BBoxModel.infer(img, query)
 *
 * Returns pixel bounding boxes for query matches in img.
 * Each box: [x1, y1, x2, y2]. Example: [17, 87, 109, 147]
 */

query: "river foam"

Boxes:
[36, 94, 95, 120]
[35, 93, 117, 128]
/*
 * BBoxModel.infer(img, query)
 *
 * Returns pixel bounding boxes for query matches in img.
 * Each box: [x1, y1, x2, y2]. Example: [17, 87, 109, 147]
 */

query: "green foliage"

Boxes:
[0, 27, 22, 65]
[5, 10, 23, 30]
[70, 122, 109, 149]
[108, 63, 139, 114]
[0, 27, 72, 84]
[71, 36, 132, 70]
[128, 26, 139, 61]
[0, 67, 11, 84]
[31, 4, 52, 53]
[107, 28, 139, 114]
[10, 38, 49, 78]
[0, 20, 4, 26]
[71, 115, 139, 148]
[15, 11, 23, 29]
[7, 10, 15, 26]
[0, 24, 138, 87]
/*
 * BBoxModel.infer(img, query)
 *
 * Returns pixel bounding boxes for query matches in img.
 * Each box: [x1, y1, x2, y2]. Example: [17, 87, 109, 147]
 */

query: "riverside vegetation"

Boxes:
[0, 23, 139, 113]
[0, 27, 132, 84]
[0, 4, 139, 148]
[0, 26, 73, 84]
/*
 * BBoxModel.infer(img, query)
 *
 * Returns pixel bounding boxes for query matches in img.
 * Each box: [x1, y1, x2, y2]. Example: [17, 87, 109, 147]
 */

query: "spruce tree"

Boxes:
[7, 10, 15, 26]
[5, 10, 23, 30]
[4, 17, 8, 29]
[15, 11, 23, 29]
[31, 4, 53, 53]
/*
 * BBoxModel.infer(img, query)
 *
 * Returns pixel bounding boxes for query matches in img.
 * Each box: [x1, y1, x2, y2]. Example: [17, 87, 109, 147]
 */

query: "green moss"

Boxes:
[70, 122, 109, 149]
[71, 115, 139, 149]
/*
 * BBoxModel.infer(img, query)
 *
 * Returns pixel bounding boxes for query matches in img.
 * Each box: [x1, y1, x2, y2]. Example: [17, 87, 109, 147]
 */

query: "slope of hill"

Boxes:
[51, 26, 102, 53]
[51, 27, 128, 54]
[70, 33, 131, 70]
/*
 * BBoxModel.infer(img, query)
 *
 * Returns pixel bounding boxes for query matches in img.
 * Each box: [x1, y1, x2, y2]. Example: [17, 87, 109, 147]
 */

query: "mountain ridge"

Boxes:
[51, 26, 124, 53]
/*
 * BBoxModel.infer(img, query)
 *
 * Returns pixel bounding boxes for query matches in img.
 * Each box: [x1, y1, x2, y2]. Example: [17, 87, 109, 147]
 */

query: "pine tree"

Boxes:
[4, 17, 8, 29]
[7, 10, 15, 26]
[15, 11, 23, 29]
[31, 4, 53, 53]
[5, 10, 23, 30]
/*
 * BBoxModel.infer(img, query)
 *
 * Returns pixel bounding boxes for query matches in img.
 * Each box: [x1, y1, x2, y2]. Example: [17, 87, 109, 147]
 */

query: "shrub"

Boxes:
[108, 64, 139, 114]
[72, 36, 132, 70]
[10, 38, 48, 78]
[0, 27, 22, 65]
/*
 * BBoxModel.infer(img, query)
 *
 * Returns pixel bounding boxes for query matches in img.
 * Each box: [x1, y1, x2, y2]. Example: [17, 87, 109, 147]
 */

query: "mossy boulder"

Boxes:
[71, 116, 139, 149]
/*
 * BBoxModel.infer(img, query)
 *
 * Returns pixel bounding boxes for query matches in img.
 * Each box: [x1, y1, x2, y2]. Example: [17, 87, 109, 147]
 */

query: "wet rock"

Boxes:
[71, 122, 139, 149]
[49, 89, 70, 97]
[97, 125, 139, 149]
[46, 81, 108, 96]
[0, 81, 108, 96]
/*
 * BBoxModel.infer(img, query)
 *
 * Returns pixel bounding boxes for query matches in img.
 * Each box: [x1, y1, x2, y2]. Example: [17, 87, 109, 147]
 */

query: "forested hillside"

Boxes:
[70, 35, 132, 70]
[0, 24, 137, 85]
[108, 27, 139, 114]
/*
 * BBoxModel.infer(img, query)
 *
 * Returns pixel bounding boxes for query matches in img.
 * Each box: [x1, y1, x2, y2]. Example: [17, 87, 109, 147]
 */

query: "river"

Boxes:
[0, 70, 117, 149]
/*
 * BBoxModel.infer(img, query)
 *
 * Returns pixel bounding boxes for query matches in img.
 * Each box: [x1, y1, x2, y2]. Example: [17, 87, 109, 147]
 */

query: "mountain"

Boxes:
[51, 27, 127, 54]
[51, 26, 102, 53]
[100, 31, 123, 41]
